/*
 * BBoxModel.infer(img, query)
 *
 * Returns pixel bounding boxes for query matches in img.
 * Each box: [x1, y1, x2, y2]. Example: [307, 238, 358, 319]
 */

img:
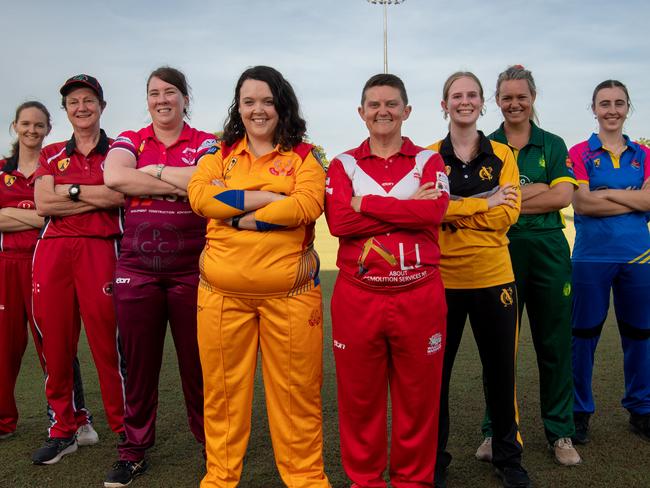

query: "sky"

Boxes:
[2, 0, 649, 159]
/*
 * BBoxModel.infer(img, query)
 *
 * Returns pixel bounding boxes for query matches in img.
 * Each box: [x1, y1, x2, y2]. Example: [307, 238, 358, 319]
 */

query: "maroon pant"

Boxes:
[114, 265, 204, 461]
[331, 275, 447, 488]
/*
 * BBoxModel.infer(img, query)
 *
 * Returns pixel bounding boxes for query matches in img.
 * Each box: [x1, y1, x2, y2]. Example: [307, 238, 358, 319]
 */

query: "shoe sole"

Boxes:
[34, 442, 78, 465]
[0, 431, 16, 440]
[104, 470, 145, 488]
[475, 452, 492, 462]
[630, 423, 650, 443]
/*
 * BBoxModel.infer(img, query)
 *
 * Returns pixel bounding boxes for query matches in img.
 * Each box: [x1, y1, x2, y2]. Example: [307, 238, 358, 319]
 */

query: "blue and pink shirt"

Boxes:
[569, 133, 650, 263]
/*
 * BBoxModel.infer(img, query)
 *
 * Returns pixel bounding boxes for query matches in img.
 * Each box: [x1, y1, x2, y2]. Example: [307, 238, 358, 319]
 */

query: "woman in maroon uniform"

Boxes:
[102, 66, 216, 487]
[0, 101, 96, 444]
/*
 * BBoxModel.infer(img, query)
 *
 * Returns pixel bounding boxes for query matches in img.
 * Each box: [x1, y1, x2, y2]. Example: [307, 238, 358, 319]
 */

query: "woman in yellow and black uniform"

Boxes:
[428, 72, 530, 488]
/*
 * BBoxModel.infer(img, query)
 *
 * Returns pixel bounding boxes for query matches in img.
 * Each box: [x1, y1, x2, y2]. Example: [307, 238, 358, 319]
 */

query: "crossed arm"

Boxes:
[34, 174, 124, 217]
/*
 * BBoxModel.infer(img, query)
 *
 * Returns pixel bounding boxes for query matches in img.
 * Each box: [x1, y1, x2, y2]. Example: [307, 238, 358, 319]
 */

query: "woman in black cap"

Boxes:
[31, 75, 126, 465]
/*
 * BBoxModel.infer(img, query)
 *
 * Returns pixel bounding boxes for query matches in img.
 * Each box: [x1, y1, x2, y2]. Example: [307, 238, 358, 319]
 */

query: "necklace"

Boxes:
[453, 145, 477, 164]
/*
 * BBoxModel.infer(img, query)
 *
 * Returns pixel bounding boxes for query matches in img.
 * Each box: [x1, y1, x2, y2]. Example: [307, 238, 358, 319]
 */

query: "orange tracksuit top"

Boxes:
[428, 134, 521, 289]
[188, 137, 325, 298]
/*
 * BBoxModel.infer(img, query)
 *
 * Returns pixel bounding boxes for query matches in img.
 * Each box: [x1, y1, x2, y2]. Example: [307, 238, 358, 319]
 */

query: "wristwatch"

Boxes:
[68, 184, 81, 202]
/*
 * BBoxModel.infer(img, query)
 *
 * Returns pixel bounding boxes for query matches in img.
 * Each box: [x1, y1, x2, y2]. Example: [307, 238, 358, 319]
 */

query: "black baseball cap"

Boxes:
[59, 74, 104, 101]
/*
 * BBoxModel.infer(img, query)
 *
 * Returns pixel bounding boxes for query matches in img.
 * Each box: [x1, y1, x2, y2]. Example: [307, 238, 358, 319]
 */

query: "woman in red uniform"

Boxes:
[102, 66, 215, 487]
[32, 75, 125, 465]
[0, 101, 96, 444]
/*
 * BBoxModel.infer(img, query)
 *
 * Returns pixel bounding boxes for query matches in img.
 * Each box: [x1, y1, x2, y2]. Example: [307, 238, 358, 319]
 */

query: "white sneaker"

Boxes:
[76, 424, 99, 447]
[475, 436, 492, 462]
[552, 437, 581, 466]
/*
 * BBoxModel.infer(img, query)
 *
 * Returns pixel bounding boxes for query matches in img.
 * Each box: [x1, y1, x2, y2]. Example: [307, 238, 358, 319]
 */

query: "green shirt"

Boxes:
[489, 122, 576, 236]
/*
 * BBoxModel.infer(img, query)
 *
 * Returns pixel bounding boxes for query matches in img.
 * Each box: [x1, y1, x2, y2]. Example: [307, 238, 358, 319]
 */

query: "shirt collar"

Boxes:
[232, 135, 289, 157]
[491, 121, 543, 148]
[439, 131, 494, 159]
[588, 132, 635, 152]
[65, 129, 110, 157]
[354, 136, 419, 160]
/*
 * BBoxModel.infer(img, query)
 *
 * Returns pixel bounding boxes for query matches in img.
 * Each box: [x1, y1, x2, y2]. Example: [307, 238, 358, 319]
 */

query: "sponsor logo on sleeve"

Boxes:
[199, 138, 217, 150]
[435, 171, 450, 194]
[427, 333, 442, 355]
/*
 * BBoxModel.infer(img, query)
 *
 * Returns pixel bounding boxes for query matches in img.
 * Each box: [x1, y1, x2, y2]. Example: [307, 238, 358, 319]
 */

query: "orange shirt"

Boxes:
[188, 137, 325, 298]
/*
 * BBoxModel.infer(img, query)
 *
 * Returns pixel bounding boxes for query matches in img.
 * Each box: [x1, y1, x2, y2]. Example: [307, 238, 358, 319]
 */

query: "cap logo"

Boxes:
[72, 75, 89, 81]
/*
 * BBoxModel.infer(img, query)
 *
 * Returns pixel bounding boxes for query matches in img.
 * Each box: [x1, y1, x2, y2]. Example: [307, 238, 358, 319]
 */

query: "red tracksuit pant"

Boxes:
[32, 237, 125, 438]
[0, 254, 92, 435]
[114, 266, 204, 461]
[331, 275, 447, 488]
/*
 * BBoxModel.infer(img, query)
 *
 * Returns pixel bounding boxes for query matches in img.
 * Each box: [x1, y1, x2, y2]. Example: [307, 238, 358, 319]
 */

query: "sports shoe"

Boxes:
[572, 412, 590, 445]
[494, 465, 531, 488]
[551, 437, 581, 466]
[76, 423, 99, 446]
[32, 436, 78, 465]
[475, 436, 493, 462]
[629, 413, 650, 442]
[0, 431, 16, 440]
[434, 465, 448, 488]
[104, 459, 148, 487]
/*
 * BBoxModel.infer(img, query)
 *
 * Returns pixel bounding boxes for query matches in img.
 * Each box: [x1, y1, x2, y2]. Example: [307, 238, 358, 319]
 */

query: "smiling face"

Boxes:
[147, 76, 188, 130]
[442, 76, 483, 128]
[64, 87, 103, 132]
[358, 85, 411, 139]
[592, 86, 629, 134]
[238, 79, 279, 145]
[13, 106, 50, 151]
[496, 79, 535, 126]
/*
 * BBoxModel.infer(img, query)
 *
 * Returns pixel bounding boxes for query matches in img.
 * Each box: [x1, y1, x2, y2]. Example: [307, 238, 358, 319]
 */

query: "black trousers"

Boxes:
[436, 282, 523, 472]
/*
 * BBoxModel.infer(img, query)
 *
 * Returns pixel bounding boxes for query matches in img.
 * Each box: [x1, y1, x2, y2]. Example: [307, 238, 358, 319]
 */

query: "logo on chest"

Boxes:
[4, 174, 16, 187]
[479, 166, 494, 181]
[269, 160, 295, 176]
[57, 158, 71, 172]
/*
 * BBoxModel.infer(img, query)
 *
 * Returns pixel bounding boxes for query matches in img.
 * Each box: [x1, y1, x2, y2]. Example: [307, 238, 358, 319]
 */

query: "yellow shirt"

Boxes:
[188, 137, 325, 298]
[427, 136, 520, 289]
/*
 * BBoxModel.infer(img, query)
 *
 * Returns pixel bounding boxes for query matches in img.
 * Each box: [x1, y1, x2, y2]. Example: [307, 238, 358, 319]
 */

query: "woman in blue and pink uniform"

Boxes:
[102, 66, 216, 487]
[570, 80, 650, 444]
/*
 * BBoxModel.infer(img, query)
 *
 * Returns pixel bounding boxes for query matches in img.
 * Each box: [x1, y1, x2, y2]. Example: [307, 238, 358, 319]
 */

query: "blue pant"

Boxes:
[572, 262, 650, 415]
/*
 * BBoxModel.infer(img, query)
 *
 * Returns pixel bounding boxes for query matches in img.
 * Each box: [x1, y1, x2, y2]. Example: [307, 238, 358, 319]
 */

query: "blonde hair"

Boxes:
[495, 65, 538, 123]
[441, 71, 485, 119]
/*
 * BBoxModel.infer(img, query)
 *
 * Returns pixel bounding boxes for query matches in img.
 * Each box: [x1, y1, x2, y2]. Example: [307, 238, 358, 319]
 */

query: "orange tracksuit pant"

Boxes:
[197, 284, 329, 488]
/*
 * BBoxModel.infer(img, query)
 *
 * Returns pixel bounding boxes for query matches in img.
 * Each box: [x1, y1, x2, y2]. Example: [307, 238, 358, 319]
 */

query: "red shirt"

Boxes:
[325, 137, 449, 289]
[35, 130, 123, 239]
[109, 123, 217, 273]
[0, 158, 39, 255]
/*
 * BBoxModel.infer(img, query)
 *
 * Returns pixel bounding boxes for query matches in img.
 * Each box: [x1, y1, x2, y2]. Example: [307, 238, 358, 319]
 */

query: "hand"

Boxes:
[487, 184, 518, 209]
[54, 184, 72, 197]
[137, 165, 158, 177]
[171, 188, 188, 197]
[411, 182, 442, 200]
[643, 178, 650, 191]
[211, 179, 225, 187]
[350, 196, 363, 212]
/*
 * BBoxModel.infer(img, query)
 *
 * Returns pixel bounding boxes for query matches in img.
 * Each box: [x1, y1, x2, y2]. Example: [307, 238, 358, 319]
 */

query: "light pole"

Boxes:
[366, 0, 406, 73]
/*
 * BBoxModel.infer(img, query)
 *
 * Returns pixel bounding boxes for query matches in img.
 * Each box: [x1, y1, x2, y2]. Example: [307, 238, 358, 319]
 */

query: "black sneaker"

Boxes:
[629, 413, 650, 442]
[32, 436, 77, 465]
[434, 466, 448, 488]
[572, 412, 591, 445]
[494, 465, 531, 488]
[104, 459, 148, 487]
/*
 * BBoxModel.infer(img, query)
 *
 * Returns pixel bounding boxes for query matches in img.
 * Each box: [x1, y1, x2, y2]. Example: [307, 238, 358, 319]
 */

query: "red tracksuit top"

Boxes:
[0, 158, 39, 255]
[35, 130, 122, 239]
[325, 137, 449, 289]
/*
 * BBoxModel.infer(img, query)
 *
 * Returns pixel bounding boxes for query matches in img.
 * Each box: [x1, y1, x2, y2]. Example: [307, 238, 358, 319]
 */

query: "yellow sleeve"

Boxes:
[453, 146, 521, 230]
[188, 149, 245, 219]
[253, 151, 325, 230]
[443, 197, 489, 222]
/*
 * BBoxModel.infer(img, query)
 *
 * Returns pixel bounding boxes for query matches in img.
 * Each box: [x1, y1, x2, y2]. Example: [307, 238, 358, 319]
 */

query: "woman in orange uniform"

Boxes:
[188, 66, 330, 488]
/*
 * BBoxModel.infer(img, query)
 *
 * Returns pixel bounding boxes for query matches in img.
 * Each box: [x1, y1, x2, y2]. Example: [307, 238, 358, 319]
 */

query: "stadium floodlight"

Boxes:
[366, 0, 406, 73]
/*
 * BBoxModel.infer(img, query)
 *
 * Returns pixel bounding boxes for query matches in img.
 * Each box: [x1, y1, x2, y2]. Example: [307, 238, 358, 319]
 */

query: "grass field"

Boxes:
[3, 215, 649, 487]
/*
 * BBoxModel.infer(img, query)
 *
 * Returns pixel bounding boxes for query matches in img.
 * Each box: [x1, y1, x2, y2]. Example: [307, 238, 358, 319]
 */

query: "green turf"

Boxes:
[4, 270, 649, 487]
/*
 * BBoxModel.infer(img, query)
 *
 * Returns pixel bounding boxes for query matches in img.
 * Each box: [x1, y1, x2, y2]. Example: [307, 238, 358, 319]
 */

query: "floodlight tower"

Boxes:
[367, 0, 406, 73]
